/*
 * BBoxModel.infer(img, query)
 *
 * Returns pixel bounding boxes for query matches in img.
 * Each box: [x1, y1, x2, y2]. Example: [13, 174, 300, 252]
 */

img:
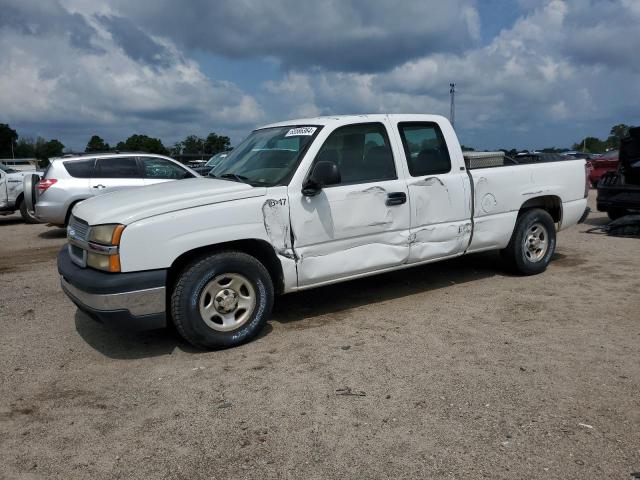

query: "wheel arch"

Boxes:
[518, 195, 562, 225]
[64, 198, 87, 225]
[168, 239, 285, 296]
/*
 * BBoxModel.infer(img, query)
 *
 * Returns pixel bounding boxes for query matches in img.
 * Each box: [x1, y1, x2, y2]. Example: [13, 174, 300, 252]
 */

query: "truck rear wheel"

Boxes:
[501, 208, 556, 275]
[170, 251, 274, 349]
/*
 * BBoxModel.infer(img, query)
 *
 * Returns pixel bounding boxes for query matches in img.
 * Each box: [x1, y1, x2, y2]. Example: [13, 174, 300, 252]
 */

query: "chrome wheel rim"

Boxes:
[523, 222, 548, 262]
[198, 273, 256, 332]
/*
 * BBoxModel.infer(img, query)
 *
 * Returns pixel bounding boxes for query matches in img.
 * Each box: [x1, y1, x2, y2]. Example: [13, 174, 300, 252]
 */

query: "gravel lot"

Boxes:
[1, 191, 639, 480]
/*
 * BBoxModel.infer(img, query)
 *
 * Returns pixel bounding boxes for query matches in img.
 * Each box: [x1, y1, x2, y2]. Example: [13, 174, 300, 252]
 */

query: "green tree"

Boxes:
[116, 134, 168, 155]
[0, 123, 18, 157]
[181, 135, 205, 154]
[204, 132, 231, 155]
[460, 144, 475, 152]
[571, 136, 607, 154]
[85, 135, 110, 152]
[14, 137, 35, 158]
[34, 137, 64, 160]
[604, 124, 631, 150]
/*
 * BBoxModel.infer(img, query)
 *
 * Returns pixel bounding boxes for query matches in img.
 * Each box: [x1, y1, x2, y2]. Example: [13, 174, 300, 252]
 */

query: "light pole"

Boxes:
[449, 83, 456, 128]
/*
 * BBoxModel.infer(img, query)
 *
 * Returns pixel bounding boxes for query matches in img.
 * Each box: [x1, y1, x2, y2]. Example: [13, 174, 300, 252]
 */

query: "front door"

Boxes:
[288, 122, 411, 286]
[394, 122, 471, 263]
[90, 156, 144, 195]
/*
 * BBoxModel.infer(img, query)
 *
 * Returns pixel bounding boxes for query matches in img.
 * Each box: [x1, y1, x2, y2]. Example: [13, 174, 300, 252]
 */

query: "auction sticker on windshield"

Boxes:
[285, 127, 317, 137]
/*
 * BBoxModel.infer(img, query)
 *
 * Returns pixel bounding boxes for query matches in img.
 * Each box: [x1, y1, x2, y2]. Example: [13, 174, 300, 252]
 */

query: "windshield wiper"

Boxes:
[217, 173, 250, 184]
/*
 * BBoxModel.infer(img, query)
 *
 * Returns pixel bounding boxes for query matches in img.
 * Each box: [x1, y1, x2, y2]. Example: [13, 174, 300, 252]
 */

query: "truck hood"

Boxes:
[72, 178, 266, 225]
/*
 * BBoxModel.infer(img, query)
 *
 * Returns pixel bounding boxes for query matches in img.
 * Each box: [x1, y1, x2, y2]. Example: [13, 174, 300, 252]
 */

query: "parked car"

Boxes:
[562, 151, 592, 160]
[29, 153, 199, 226]
[58, 114, 589, 349]
[587, 149, 618, 187]
[191, 152, 230, 176]
[515, 152, 566, 163]
[0, 163, 40, 223]
[597, 129, 640, 219]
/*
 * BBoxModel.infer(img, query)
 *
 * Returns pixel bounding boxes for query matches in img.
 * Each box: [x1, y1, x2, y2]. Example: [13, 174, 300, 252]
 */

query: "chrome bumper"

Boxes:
[61, 278, 165, 316]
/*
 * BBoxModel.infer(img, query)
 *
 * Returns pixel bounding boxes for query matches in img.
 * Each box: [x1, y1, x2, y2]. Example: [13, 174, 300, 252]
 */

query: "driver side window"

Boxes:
[314, 123, 397, 186]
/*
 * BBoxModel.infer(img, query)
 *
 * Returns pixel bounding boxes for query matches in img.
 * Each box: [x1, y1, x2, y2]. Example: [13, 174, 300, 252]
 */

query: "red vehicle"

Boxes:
[587, 150, 618, 187]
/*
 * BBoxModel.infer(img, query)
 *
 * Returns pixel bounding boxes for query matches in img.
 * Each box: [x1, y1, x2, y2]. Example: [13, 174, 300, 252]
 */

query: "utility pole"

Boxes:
[449, 83, 456, 128]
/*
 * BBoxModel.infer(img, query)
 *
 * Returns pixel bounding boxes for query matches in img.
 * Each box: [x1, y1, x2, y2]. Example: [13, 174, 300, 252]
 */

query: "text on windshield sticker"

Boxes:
[285, 127, 317, 137]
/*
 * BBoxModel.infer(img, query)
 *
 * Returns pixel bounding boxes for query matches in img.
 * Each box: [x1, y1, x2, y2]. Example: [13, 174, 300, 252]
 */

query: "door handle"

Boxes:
[92, 184, 106, 189]
[386, 192, 407, 206]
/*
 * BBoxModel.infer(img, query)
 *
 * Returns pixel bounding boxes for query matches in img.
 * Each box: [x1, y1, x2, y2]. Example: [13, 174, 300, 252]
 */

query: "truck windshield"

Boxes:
[0, 164, 17, 173]
[209, 126, 320, 186]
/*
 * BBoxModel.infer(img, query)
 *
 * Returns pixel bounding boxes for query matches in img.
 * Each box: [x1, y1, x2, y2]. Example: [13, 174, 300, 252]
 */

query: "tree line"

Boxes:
[0, 123, 65, 161]
[85, 132, 231, 157]
[462, 123, 634, 156]
[0, 122, 231, 166]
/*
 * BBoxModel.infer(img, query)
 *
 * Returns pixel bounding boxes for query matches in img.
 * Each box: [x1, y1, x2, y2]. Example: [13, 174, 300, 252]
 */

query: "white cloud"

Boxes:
[259, 0, 640, 148]
[0, 0, 263, 148]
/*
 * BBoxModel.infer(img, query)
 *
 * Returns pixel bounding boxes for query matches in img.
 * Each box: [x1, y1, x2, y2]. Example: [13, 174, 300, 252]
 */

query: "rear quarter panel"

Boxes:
[468, 159, 587, 252]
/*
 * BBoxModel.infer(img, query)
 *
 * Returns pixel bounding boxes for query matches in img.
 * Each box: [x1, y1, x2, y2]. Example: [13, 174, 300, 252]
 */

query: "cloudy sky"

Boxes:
[1, 0, 639, 151]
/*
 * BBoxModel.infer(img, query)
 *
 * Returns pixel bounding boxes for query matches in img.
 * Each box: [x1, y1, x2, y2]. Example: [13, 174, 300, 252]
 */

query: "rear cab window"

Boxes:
[63, 159, 95, 178]
[95, 157, 141, 178]
[398, 122, 451, 176]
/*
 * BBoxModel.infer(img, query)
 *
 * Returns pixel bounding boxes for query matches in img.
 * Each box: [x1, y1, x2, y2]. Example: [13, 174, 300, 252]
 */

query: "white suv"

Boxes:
[33, 153, 199, 226]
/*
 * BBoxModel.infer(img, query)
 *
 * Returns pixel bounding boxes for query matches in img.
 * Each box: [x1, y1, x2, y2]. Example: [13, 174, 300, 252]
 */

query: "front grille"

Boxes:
[68, 216, 89, 241]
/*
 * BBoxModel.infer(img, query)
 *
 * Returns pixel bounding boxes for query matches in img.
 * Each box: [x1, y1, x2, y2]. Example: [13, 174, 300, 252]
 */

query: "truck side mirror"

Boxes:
[302, 160, 341, 196]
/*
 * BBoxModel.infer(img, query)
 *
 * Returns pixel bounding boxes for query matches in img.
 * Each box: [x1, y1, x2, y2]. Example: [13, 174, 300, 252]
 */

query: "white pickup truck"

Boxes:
[58, 115, 590, 349]
[0, 163, 39, 223]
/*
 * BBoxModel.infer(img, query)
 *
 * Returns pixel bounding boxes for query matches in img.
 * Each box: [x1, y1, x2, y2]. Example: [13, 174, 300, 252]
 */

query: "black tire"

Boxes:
[18, 197, 39, 224]
[607, 208, 627, 220]
[501, 209, 556, 275]
[171, 251, 274, 350]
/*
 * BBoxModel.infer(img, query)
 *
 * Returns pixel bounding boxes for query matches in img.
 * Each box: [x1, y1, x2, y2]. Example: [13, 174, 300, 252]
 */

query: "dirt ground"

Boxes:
[0, 191, 638, 480]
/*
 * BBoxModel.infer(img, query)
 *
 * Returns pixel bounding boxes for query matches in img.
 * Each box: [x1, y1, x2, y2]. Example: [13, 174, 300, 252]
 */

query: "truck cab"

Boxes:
[58, 114, 589, 349]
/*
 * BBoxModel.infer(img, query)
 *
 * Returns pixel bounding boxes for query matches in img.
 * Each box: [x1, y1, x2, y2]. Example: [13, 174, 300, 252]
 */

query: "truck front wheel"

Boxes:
[170, 251, 274, 349]
[501, 209, 556, 275]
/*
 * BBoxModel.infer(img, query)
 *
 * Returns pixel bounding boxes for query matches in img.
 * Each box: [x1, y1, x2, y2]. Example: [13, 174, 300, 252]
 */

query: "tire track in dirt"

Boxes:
[0, 245, 63, 273]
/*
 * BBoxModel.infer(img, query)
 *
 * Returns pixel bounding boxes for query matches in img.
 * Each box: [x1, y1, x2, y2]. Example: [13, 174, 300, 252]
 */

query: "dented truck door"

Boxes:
[394, 121, 472, 263]
[288, 121, 411, 286]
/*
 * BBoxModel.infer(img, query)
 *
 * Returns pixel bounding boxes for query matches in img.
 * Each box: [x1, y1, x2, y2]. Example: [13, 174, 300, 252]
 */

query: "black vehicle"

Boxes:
[597, 127, 640, 219]
[192, 152, 230, 176]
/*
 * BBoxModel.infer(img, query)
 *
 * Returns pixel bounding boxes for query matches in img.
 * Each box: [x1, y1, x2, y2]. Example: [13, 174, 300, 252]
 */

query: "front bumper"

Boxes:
[58, 246, 168, 331]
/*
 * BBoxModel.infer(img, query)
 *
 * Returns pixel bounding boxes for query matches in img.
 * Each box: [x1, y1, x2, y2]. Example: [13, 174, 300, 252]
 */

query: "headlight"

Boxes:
[89, 224, 125, 245]
[86, 224, 124, 272]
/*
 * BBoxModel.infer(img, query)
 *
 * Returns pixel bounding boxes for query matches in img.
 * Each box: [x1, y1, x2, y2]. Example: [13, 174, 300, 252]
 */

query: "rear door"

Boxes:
[394, 121, 471, 263]
[139, 156, 194, 186]
[90, 156, 144, 195]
